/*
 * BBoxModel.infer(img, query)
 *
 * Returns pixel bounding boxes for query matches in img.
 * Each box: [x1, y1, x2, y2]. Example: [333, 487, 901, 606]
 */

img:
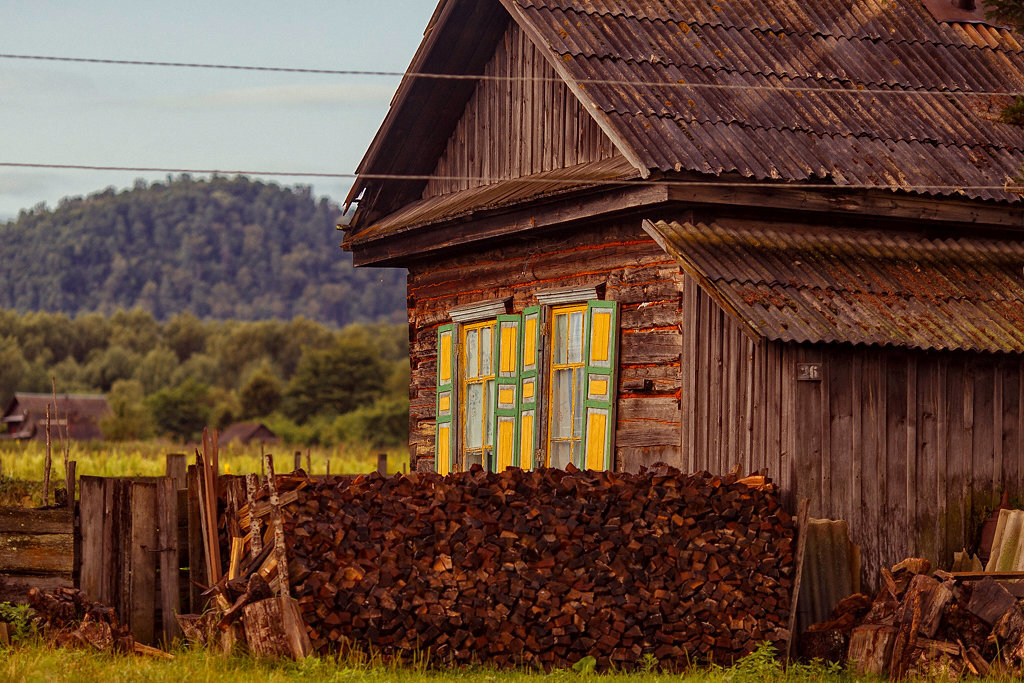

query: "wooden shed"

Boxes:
[1, 393, 111, 442]
[342, 0, 1024, 578]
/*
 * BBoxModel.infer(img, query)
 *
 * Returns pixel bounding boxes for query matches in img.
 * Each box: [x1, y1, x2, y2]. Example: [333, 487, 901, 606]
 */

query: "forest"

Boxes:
[0, 175, 406, 326]
[0, 307, 409, 447]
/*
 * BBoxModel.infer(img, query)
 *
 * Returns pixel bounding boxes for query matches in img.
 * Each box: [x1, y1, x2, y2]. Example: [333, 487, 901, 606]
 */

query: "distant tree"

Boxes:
[239, 365, 283, 418]
[100, 379, 154, 441]
[164, 312, 207, 361]
[0, 336, 28, 408]
[133, 346, 179, 394]
[146, 379, 211, 441]
[282, 338, 387, 423]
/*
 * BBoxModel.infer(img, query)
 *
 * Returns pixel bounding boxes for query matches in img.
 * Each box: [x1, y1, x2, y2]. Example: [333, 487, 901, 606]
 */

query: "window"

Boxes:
[436, 299, 618, 474]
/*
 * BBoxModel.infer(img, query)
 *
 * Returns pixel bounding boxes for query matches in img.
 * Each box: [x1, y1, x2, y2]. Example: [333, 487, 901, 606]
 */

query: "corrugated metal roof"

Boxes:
[644, 218, 1024, 352]
[510, 0, 1024, 202]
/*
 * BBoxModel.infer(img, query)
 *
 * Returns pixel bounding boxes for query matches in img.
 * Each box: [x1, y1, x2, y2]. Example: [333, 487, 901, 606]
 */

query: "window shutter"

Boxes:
[493, 314, 522, 471]
[581, 301, 618, 470]
[518, 306, 541, 470]
[435, 324, 456, 476]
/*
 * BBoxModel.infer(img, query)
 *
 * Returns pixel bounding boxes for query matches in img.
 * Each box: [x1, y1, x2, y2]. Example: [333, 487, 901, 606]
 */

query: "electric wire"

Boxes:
[0, 53, 1020, 99]
[0, 161, 1018, 193]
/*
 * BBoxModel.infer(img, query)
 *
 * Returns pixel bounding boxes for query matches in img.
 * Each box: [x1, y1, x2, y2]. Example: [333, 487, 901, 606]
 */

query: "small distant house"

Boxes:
[341, 0, 1024, 580]
[1, 393, 111, 441]
[219, 422, 279, 445]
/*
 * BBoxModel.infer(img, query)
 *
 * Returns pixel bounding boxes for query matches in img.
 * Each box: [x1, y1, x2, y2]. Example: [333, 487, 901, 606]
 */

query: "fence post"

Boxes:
[156, 477, 180, 645]
[294, 451, 302, 473]
[165, 454, 187, 490]
[377, 453, 387, 476]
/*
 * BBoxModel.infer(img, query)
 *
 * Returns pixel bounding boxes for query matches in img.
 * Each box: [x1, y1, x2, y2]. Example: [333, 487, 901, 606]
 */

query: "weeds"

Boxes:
[1000, 96, 1024, 126]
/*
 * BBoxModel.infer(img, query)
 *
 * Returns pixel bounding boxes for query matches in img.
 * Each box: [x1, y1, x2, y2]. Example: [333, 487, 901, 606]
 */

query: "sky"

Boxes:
[0, 1, 439, 221]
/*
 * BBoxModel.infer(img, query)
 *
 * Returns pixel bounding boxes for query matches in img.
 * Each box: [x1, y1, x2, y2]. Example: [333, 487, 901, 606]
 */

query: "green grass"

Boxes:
[0, 641, 859, 683]
[0, 439, 411, 506]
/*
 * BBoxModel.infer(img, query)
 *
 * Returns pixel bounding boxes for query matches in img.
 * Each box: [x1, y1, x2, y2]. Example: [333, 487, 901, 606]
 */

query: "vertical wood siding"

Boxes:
[423, 22, 617, 198]
[406, 221, 684, 472]
[681, 281, 1024, 584]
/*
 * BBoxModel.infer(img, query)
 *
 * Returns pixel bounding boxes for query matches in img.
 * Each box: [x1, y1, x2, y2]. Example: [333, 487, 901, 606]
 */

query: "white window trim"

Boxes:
[449, 298, 511, 323]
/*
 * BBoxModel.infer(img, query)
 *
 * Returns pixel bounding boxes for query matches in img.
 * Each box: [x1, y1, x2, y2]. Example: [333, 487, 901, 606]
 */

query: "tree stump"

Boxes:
[242, 597, 311, 660]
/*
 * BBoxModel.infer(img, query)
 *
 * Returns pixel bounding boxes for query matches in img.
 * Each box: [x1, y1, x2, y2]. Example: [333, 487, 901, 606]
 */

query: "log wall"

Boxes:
[680, 281, 1024, 584]
[423, 21, 617, 198]
[406, 220, 685, 472]
[0, 507, 74, 604]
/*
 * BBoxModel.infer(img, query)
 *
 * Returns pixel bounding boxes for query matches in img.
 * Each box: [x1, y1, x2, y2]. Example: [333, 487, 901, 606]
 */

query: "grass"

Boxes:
[0, 439, 411, 506]
[0, 641, 860, 683]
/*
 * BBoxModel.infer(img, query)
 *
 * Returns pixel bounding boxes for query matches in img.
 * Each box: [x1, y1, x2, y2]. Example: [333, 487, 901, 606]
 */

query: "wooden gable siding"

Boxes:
[422, 21, 619, 199]
[681, 279, 1024, 584]
[405, 219, 684, 472]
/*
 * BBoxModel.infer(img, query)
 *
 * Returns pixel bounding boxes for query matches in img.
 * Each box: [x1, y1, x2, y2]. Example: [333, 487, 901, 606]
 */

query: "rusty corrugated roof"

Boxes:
[644, 218, 1024, 352]
[508, 0, 1024, 202]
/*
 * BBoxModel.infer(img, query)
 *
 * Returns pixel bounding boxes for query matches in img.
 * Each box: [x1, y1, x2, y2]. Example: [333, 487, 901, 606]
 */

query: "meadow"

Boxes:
[0, 439, 410, 507]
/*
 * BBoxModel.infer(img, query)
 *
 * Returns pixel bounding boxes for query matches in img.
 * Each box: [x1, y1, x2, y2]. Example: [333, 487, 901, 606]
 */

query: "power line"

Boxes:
[0, 53, 1020, 99]
[0, 161, 1018, 193]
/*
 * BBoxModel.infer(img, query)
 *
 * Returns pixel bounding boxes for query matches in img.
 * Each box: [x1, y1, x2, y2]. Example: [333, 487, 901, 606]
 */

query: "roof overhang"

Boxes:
[644, 217, 1024, 354]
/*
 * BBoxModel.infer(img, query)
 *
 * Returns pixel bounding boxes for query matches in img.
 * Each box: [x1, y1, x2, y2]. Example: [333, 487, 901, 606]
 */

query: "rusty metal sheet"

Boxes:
[797, 518, 861, 632]
[646, 218, 1024, 352]
[512, 0, 1024, 203]
[986, 509, 1024, 571]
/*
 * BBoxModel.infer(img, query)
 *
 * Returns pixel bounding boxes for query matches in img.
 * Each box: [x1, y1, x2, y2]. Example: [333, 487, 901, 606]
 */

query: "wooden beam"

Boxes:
[352, 184, 671, 266]
[667, 183, 1024, 230]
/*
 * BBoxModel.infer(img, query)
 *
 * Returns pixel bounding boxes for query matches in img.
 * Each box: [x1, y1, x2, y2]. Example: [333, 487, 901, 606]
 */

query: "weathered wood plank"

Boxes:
[0, 533, 73, 573]
[128, 482, 157, 645]
[78, 477, 105, 602]
[0, 507, 73, 534]
[156, 477, 181, 645]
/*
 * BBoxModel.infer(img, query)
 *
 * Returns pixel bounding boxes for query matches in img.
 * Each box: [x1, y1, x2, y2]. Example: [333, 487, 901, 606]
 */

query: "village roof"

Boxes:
[219, 422, 278, 444]
[644, 218, 1024, 353]
[347, 0, 1024, 238]
[3, 393, 110, 421]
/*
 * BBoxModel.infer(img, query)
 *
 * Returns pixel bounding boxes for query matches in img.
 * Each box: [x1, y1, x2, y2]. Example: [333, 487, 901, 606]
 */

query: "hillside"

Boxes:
[0, 175, 406, 325]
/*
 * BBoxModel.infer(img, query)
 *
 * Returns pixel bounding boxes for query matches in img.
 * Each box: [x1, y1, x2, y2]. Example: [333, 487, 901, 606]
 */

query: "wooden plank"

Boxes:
[165, 454, 187, 490]
[828, 353, 853, 523]
[186, 465, 208, 613]
[0, 530, 73, 573]
[77, 476, 105, 602]
[128, 482, 158, 645]
[884, 355, 909, 573]
[100, 477, 119, 608]
[156, 477, 181, 645]
[785, 498, 811, 662]
[0, 507, 73, 534]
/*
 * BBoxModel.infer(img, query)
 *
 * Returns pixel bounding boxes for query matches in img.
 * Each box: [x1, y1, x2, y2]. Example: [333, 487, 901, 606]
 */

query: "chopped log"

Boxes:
[848, 624, 898, 676]
[242, 597, 312, 660]
[967, 577, 1017, 626]
[895, 574, 951, 639]
[994, 602, 1024, 664]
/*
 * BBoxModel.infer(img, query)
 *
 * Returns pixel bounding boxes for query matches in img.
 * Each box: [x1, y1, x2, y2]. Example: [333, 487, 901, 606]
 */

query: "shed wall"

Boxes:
[406, 220, 685, 472]
[681, 279, 1024, 582]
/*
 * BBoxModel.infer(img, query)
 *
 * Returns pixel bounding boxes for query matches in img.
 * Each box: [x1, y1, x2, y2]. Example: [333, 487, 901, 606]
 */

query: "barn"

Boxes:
[342, 0, 1024, 579]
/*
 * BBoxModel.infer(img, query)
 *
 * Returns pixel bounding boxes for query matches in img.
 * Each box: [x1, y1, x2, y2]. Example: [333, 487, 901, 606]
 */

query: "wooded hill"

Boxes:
[0, 176, 406, 326]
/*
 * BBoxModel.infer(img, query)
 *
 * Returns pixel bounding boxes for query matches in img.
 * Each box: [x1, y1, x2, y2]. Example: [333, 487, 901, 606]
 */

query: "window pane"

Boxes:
[465, 382, 483, 449]
[571, 440, 582, 468]
[466, 328, 479, 378]
[554, 313, 567, 364]
[481, 325, 492, 375]
[550, 441, 572, 469]
[573, 368, 584, 438]
[465, 451, 483, 469]
[552, 369, 572, 438]
[568, 311, 584, 364]
[484, 380, 495, 446]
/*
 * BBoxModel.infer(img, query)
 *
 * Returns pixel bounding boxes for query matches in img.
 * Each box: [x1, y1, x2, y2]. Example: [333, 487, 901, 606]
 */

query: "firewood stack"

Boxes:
[803, 558, 1024, 679]
[226, 464, 795, 670]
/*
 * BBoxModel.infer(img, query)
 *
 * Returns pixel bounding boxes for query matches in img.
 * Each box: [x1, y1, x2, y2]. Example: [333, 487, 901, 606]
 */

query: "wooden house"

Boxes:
[342, 0, 1024, 578]
[1, 393, 111, 442]
[219, 421, 279, 446]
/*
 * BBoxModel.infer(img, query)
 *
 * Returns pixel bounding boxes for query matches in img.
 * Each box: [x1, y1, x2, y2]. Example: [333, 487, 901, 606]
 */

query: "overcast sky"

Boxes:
[0, 1, 438, 221]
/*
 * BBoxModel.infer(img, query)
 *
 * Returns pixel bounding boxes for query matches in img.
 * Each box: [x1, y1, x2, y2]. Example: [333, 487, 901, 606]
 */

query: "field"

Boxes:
[0, 440, 410, 506]
[0, 641, 864, 683]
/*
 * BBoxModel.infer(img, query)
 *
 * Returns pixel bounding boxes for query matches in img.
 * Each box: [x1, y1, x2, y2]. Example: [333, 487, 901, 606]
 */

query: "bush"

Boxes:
[332, 396, 409, 448]
[0, 602, 36, 644]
